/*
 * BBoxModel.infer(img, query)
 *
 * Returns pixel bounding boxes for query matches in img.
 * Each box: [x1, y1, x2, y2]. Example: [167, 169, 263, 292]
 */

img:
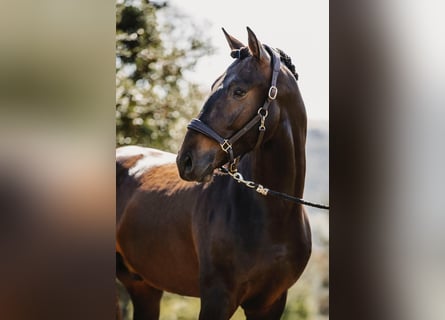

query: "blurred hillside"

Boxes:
[305, 120, 329, 251]
[297, 120, 329, 320]
[306, 120, 329, 208]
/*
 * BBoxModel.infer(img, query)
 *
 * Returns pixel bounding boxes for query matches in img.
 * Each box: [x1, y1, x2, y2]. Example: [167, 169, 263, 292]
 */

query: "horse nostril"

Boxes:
[183, 153, 193, 173]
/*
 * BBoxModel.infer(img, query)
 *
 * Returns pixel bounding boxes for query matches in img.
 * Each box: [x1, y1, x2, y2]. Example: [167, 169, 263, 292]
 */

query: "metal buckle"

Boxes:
[256, 184, 269, 196]
[229, 162, 238, 173]
[268, 86, 278, 100]
[258, 108, 269, 131]
[259, 123, 266, 132]
[220, 139, 232, 152]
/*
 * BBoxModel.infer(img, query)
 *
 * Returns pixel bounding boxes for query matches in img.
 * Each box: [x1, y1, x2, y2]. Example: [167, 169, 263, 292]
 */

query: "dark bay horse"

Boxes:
[116, 27, 311, 320]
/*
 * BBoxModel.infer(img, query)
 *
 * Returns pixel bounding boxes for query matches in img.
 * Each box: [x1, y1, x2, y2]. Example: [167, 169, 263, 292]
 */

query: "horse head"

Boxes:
[177, 27, 283, 182]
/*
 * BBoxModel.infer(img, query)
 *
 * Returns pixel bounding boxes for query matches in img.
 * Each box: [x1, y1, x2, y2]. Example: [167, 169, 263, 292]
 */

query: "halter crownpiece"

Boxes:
[187, 45, 281, 173]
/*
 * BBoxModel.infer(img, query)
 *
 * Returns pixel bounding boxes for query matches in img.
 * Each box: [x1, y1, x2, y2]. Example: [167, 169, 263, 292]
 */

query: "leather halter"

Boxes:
[187, 45, 281, 173]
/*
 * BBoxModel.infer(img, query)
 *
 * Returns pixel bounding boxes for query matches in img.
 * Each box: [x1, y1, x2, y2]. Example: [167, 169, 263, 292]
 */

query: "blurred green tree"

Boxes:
[116, 0, 213, 152]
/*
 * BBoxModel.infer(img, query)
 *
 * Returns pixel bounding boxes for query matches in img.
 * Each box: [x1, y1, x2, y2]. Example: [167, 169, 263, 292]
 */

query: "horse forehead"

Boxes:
[117, 146, 176, 178]
[225, 58, 261, 81]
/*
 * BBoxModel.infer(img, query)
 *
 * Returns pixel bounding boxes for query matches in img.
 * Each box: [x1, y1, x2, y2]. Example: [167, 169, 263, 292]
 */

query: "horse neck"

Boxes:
[246, 87, 307, 199]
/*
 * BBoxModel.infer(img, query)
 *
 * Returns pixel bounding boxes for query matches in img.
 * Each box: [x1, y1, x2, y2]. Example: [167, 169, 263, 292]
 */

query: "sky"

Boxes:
[168, 0, 329, 121]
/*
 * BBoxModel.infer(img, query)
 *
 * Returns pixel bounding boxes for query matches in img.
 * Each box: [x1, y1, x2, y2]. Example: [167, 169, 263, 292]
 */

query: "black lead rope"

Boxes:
[266, 189, 330, 210]
[219, 167, 330, 210]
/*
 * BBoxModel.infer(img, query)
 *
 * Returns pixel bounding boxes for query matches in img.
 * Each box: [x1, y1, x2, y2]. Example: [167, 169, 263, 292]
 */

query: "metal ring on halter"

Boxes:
[257, 108, 269, 118]
[268, 86, 278, 100]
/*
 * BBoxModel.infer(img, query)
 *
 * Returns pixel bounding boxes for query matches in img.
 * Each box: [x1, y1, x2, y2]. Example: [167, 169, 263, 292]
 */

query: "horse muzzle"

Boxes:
[176, 150, 216, 183]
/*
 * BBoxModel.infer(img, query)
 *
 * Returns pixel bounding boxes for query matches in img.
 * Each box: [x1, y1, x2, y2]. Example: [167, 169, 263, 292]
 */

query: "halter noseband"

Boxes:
[187, 45, 281, 173]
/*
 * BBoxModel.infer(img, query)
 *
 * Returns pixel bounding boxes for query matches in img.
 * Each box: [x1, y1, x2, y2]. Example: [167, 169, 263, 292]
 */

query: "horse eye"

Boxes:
[233, 88, 246, 97]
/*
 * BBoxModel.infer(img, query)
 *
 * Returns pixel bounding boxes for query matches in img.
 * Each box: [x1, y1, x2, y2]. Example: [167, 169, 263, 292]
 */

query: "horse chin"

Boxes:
[201, 173, 214, 183]
[196, 165, 215, 184]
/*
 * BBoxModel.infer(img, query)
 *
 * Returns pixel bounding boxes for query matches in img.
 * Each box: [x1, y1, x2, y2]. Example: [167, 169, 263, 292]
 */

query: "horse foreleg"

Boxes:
[124, 281, 163, 320]
[242, 291, 288, 320]
[198, 283, 238, 320]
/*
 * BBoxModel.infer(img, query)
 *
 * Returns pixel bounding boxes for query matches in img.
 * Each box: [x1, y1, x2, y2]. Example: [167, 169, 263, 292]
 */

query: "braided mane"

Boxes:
[230, 46, 299, 81]
[275, 48, 299, 80]
[230, 47, 250, 59]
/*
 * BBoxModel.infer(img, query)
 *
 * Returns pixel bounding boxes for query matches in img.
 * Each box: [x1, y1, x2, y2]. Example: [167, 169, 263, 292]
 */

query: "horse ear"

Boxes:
[246, 26, 269, 63]
[222, 28, 245, 50]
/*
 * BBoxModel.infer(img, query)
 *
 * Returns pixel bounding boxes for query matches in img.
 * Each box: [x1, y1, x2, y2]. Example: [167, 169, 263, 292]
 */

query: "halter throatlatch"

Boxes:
[187, 45, 281, 173]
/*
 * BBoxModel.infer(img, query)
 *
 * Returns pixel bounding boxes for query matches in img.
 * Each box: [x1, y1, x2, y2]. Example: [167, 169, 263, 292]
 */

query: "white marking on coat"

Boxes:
[117, 146, 176, 178]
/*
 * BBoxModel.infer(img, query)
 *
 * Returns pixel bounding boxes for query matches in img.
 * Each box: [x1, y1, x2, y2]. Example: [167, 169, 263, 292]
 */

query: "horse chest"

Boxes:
[205, 224, 307, 278]
[251, 241, 307, 276]
[198, 200, 311, 295]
